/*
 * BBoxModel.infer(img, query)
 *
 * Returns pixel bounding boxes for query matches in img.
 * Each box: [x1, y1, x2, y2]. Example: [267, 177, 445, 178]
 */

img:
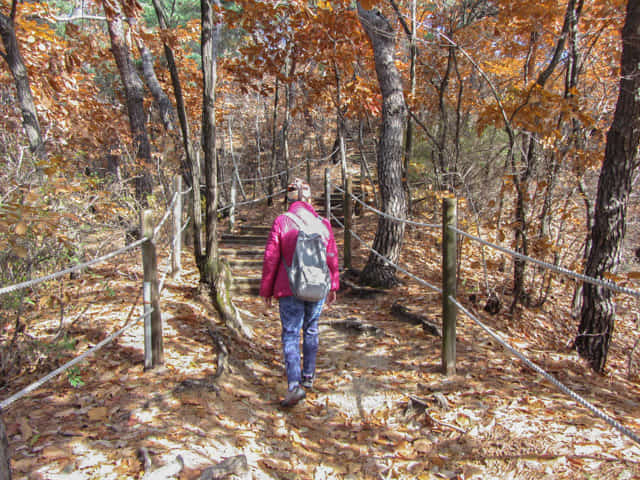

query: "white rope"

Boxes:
[154, 191, 179, 238]
[219, 148, 339, 186]
[451, 227, 640, 298]
[331, 183, 440, 229]
[333, 189, 640, 445]
[0, 195, 183, 411]
[333, 178, 637, 297]
[334, 201, 640, 445]
[0, 238, 146, 297]
[0, 309, 149, 411]
[0, 189, 182, 297]
[217, 187, 288, 213]
[331, 214, 442, 294]
[453, 298, 640, 445]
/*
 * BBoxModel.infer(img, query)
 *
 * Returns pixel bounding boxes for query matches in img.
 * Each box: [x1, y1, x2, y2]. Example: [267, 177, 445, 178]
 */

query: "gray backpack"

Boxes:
[283, 212, 331, 302]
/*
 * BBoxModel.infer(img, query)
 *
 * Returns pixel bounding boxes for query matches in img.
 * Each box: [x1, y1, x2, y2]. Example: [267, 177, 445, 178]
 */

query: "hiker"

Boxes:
[260, 178, 339, 407]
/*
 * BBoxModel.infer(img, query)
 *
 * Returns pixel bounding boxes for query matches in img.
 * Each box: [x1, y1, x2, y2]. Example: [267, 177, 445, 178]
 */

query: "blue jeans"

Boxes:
[278, 295, 325, 390]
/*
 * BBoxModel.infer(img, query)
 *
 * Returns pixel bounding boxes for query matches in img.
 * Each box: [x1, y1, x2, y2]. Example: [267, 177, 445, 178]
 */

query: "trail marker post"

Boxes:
[142, 210, 164, 369]
[325, 168, 331, 222]
[442, 197, 457, 376]
[344, 176, 353, 270]
[0, 415, 10, 480]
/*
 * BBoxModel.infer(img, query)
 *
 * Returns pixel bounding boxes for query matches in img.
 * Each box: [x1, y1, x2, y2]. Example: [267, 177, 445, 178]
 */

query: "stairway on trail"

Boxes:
[220, 224, 270, 296]
[219, 195, 350, 295]
[220, 179, 364, 295]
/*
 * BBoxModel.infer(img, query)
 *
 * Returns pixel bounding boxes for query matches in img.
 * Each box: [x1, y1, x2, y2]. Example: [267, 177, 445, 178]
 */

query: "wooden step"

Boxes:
[220, 234, 267, 246]
[231, 276, 261, 295]
[228, 257, 262, 268]
[220, 247, 264, 258]
[236, 225, 271, 236]
[320, 193, 345, 201]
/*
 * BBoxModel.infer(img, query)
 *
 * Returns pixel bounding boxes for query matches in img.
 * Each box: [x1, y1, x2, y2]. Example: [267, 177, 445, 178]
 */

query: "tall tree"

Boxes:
[151, 0, 203, 264]
[576, 0, 640, 372]
[201, 0, 251, 338]
[102, 0, 153, 204]
[0, 1, 43, 155]
[358, 2, 407, 288]
[201, 0, 222, 277]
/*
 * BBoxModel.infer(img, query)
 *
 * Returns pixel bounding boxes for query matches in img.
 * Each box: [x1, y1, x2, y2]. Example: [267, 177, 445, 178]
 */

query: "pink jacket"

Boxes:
[260, 201, 339, 299]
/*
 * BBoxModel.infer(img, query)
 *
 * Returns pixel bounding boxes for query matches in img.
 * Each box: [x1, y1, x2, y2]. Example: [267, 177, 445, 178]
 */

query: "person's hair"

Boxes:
[287, 178, 311, 202]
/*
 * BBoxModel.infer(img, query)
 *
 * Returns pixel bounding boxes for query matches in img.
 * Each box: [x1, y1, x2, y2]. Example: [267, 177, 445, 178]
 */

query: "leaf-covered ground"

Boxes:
[3, 198, 640, 480]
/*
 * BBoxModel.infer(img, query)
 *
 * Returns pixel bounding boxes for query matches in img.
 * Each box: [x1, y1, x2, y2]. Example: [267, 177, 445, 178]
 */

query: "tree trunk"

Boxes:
[201, 0, 221, 276]
[577, 0, 640, 372]
[0, 9, 44, 156]
[268, 78, 279, 206]
[403, 0, 416, 213]
[358, 3, 407, 288]
[150, 0, 203, 265]
[200, 1, 251, 339]
[282, 56, 296, 206]
[103, 2, 153, 204]
[135, 35, 174, 131]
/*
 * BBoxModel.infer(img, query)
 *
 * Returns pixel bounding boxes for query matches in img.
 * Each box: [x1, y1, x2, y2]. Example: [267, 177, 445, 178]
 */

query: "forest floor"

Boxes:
[3, 191, 640, 480]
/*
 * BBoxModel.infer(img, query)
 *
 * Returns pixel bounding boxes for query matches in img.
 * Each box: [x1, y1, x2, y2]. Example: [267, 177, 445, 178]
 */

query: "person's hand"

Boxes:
[264, 296, 273, 309]
[326, 290, 337, 306]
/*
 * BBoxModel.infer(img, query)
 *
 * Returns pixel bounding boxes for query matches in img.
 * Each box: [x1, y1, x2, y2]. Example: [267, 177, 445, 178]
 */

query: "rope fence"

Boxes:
[0, 309, 150, 411]
[3, 164, 639, 457]
[452, 227, 640, 298]
[329, 176, 640, 446]
[218, 147, 339, 186]
[453, 299, 640, 445]
[0, 175, 191, 412]
[330, 213, 442, 294]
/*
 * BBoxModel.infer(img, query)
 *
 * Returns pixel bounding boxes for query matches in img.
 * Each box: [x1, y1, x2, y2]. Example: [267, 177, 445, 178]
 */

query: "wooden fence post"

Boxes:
[1, 414, 10, 480]
[230, 176, 237, 232]
[442, 197, 457, 376]
[324, 168, 331, 222]
[344, 176, 352, 270]
[171, 176, 182, 277]
[142, 210, 163, 369]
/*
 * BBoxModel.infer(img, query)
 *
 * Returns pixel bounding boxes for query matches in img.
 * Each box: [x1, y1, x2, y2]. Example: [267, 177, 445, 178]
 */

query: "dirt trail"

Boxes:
[3, 203, 640, 479]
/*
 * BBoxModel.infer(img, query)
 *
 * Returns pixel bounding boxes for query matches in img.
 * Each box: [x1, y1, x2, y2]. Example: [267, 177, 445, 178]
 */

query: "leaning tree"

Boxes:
[0, 1, 43, 156]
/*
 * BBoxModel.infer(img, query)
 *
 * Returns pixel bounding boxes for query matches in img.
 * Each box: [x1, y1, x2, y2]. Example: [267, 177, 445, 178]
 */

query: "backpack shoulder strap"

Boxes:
[284, 212, 303, 230]
[285, 211, 329, 240]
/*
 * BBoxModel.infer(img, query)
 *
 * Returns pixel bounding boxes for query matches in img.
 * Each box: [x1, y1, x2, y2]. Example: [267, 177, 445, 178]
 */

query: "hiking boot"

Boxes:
[301, 375, 314, 389]
[280, 385, 305, 408]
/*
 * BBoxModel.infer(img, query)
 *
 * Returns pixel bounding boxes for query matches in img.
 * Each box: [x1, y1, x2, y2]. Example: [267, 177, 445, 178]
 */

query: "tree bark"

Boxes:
[0, 7, 44, 156]
[201, 0, 221, 273]
[358, 3, 407, 288]
[200, 1, 249, 340]
[103, 1, 153, 204]
[268, 78, 279, 206]
[577, 0, 640, 372]
[134, 35, 174, 132]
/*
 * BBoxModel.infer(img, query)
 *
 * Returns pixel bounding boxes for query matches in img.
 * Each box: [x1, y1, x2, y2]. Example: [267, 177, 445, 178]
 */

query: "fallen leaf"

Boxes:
[18, 418, 33, 440]
[11, 457, 38, 472]
[414, 438, 432, 453]
[260, 457, 291, 471]
[41, 445, 71, 460]
[87, 407, 108, 421]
